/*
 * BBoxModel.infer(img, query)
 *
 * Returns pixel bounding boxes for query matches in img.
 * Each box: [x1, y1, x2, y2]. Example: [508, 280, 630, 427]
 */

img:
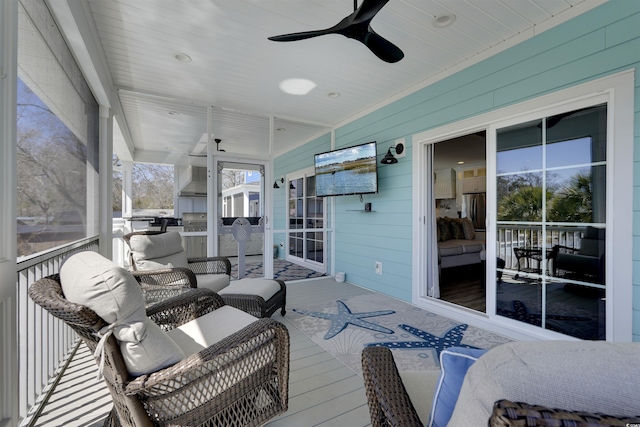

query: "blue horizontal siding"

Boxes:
[274, 1, 640, 340]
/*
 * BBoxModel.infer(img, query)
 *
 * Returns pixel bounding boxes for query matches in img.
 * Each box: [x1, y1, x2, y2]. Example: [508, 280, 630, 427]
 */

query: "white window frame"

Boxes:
[412, 70, 634, 342]
[286, 166, 327, 273]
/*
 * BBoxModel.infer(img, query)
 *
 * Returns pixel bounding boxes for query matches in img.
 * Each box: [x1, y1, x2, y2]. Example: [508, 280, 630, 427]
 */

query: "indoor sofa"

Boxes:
[362, 340, 640, 427]
[437, 217, 485, 269]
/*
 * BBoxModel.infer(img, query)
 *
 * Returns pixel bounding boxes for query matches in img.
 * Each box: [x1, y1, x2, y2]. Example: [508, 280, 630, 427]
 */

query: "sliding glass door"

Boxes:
[494, 104, 607, 340]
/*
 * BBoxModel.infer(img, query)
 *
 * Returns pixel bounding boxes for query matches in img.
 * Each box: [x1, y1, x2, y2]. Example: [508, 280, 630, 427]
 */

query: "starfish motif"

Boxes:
[366, 323, 479, 362]
[294, 300, 395, 339]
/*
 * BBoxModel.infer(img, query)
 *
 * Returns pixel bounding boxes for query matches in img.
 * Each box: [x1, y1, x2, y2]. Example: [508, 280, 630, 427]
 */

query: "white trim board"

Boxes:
[411, 70, 635, 342]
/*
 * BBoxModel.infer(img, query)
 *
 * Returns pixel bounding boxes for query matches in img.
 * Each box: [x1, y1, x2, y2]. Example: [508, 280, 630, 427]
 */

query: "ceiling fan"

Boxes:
[188, 139, 224, 157]
[268, 0, 404, 63]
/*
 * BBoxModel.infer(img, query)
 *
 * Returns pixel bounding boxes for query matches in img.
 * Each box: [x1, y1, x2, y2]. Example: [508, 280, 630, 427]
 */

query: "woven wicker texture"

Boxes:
[124, 230, 286, 318]
[361, 346, 423, 427]
[489, 400, 640, 427]
[220, 279, 287, 318]
[29, 272, 290, 427]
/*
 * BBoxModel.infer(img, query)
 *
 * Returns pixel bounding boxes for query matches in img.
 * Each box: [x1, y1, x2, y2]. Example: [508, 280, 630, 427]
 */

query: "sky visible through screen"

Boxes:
[315, 142, 376, 168]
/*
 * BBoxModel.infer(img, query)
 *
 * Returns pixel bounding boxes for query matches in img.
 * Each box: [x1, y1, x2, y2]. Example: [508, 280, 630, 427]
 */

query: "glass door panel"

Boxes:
[217, 161, 265, 279]
[495, 104, 607, 339]
[287, 174, 326, 272]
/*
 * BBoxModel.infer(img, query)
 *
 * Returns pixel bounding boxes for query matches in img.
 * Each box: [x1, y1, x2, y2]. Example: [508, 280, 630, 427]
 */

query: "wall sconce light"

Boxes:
[380, 142, 405, 164]
[273, 176, 284, 189]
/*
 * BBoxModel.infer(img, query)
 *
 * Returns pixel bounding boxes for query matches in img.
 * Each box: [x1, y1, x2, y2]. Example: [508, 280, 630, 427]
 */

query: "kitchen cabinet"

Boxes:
[462, 166, 486, 193]
[184, 235, 207, 258]
[434, 169, 456, 199]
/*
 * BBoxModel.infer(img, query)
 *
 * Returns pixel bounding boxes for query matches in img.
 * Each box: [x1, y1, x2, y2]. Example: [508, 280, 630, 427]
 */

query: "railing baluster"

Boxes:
[17, 236, 99, 426]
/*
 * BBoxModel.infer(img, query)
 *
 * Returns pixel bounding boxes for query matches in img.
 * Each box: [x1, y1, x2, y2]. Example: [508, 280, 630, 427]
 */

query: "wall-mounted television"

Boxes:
[314, 141, 378, 197]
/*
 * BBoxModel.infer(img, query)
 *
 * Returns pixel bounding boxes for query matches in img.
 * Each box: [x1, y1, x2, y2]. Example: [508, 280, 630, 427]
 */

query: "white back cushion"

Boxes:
[129, 232, 188, 270]
[61, 251, 185, 376]
[449, 340, 640, 425]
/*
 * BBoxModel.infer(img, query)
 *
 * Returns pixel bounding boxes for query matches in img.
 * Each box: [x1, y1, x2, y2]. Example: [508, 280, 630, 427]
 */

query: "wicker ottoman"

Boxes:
[218, 278, 286, 318]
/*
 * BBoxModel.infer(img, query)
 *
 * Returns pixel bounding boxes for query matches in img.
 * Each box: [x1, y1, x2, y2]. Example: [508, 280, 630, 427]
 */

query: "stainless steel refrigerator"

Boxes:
[463, 193, 486, 230]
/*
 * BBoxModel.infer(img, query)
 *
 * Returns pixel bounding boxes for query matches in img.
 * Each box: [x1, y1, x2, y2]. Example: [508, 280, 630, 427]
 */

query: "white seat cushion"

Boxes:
[219, 278, 281, 300]
[196, 273, 230, 293]
[167, 305, 257, 355]
[400, 370, 441, 426]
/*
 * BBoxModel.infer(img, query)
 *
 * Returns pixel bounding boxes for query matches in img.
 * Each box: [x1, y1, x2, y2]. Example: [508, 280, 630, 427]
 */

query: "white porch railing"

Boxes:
[17, 237, 99, 426]
[496, 224, 583, 272]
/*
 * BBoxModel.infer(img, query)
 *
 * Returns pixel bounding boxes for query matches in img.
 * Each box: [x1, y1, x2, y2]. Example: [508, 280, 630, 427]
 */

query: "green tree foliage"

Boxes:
[498, 185, 550, 222]
[547, 173, 592, 223]
[497, 172, 592, 223]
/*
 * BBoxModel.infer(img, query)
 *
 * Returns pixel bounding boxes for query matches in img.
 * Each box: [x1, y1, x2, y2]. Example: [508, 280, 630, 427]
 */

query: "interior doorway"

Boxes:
[431, 132, 487, 312]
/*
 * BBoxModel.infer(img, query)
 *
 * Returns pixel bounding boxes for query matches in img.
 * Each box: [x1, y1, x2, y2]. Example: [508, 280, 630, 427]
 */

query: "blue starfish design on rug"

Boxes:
[366, 323, 479, 362]
[293, 300, 396, 339]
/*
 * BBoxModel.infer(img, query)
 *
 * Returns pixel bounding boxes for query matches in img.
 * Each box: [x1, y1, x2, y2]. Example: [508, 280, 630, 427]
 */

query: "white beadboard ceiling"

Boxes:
[60, 0, 604, 164]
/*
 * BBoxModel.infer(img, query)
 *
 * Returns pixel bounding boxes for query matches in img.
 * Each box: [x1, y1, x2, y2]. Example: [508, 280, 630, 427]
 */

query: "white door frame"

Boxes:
[412, 70, 634, 342]
[210, 154, 274, 279]
[284, 166, 328, 274]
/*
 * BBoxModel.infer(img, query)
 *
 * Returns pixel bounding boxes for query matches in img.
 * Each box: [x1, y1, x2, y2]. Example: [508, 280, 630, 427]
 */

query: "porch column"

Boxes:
[121, 160, 134, 231]
[98, 104, 113, 258]
[0, 0, 18, 425]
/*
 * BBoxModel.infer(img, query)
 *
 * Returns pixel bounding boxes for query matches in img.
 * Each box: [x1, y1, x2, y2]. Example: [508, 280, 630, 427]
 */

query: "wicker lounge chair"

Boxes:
[124, 230, 286, 318]
[29, 257, 290, 427]
[361, 346, 424, 427]
[124, 230, 232, 292]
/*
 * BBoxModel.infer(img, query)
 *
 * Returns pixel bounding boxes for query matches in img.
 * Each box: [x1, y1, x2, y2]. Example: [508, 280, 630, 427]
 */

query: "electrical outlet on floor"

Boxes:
[375, 261, 383, 275]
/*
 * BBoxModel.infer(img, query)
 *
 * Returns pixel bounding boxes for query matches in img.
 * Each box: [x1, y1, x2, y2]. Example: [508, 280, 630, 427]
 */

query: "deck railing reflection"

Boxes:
[496, 224, 583, 273]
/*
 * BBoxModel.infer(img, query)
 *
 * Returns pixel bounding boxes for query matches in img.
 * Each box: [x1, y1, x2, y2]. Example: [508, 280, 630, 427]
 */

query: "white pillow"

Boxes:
[129, 232, 188, 270]
[60, 251, 185, 376]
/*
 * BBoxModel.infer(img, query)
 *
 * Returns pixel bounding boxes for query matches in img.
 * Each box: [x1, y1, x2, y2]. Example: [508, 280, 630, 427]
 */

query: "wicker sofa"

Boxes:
[362, 340, 640, 427]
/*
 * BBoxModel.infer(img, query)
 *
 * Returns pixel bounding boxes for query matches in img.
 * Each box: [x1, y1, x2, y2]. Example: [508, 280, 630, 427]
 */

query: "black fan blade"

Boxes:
[364, 30, 404, 63]
[268, 0, 404, 62]
[268, 27, 337, 42]
[352, 0, 389, 24]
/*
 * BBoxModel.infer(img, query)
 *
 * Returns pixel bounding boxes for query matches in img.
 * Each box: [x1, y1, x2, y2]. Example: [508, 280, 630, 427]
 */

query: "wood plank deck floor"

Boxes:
[33, 278, 375, 427]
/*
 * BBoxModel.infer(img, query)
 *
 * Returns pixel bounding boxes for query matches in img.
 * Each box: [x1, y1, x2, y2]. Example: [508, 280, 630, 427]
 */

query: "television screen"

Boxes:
[314, 141, 378, 197]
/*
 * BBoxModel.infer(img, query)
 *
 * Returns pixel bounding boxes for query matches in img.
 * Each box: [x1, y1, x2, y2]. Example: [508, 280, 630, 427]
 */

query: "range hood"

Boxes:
[178, 166, 208, 197]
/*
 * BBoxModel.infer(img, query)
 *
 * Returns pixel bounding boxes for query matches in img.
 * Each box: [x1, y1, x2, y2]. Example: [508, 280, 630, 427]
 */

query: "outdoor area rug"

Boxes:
[289, 292, 511, 375]
[231, 259, 326, 282]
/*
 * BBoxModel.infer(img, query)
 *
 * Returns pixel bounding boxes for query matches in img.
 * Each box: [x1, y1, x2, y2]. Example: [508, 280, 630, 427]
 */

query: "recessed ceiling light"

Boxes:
[276, 128, 286, 132]
[168, 111, 179, 116]
[279, 78, 317, 95]
[328, 92, 340, 98]
[458, 161, 465, 165]
[432, 13, 456, 28]
[174, 53, 192, 63]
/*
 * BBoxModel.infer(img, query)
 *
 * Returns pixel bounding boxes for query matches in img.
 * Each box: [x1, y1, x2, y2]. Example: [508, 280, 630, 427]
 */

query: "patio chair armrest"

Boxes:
[362, 346, 423, 427]
[124, 319, 290, 424]
[187, 256, 231, 275]
[146, 288, 225, 331]
[132, 267, 197, 289]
